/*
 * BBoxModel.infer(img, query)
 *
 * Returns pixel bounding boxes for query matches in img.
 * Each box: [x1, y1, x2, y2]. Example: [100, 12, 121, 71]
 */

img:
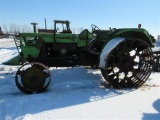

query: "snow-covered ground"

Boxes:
[0, 38, 160, 120]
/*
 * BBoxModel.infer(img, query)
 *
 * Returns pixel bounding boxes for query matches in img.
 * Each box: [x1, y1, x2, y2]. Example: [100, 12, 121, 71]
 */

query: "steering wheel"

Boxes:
[91, 24, 101, 34]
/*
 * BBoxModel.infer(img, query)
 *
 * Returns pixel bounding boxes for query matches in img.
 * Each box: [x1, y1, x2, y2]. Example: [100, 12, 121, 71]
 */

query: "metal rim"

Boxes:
[15, 62, 51, 94]
[105, 38, 153, 88]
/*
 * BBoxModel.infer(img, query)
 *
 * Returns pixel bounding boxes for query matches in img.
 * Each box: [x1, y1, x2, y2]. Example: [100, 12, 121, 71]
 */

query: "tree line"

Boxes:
[0, 23, 85, 35]
[1, 23, 34, 34]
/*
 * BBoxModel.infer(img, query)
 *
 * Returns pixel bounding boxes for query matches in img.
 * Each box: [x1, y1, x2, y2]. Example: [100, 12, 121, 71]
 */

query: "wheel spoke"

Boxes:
[108, 74, 115, 80]
[127, 39, 134, 48]
[111, 78, 119, 88]
[107, 68, 112, 74]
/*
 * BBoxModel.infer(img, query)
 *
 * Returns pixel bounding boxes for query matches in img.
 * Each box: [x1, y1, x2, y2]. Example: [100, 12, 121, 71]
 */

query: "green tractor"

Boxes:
[4, 20, 157, 94]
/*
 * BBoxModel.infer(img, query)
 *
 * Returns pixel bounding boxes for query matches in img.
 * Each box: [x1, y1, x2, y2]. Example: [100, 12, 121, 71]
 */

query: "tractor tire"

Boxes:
[101, 38, 154, 88]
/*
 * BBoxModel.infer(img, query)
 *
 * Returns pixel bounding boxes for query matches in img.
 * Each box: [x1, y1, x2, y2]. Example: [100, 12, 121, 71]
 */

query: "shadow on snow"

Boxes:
[0, 67, 136, 119]
[142, 99, 160, 120]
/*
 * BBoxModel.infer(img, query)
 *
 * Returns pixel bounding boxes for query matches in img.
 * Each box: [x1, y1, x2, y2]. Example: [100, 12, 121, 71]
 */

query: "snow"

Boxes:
[0, 38, 160, 120]
[99, 37, 125, 69]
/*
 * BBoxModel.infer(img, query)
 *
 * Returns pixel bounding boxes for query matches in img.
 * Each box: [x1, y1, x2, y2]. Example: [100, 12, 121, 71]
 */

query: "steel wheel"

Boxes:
[15, 62, 51, 94]
[104, 38, 153, 88]
[101, 68, 108, 80]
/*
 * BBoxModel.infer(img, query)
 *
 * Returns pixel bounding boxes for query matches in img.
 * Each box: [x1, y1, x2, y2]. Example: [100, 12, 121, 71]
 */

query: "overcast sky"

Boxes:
[0, 0, 159, 38]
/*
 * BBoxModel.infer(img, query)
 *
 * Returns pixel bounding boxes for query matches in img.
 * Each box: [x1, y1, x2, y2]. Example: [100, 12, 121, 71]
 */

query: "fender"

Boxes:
[99, 37, 125, 69]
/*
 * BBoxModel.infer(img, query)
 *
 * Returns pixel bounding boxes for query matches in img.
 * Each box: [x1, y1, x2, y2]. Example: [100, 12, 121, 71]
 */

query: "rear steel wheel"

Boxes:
[101, 68, 107, 80]
[15, 62, 51, 94]
[104, 38, 153, 88]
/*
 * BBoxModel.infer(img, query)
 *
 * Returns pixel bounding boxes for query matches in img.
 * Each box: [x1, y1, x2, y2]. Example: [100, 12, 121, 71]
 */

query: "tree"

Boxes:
[2, 24, 9, 34]
[21, 24, 31, 33]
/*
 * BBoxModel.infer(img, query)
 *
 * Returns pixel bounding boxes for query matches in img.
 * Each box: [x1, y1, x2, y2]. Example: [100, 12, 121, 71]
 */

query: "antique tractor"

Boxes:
[4, 20, 157, 94]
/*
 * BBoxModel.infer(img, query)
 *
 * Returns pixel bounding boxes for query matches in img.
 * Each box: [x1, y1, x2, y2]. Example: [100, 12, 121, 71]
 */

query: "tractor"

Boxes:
[3, 20, 158, 94]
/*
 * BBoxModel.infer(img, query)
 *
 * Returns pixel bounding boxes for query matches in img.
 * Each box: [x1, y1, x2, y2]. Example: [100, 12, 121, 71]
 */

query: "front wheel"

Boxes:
[15, 62, 51, 94]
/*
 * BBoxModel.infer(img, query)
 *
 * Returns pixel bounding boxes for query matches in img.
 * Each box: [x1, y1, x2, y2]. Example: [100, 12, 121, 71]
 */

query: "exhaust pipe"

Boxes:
[31, 22, 38, 33]
[44, 18, 47, 29]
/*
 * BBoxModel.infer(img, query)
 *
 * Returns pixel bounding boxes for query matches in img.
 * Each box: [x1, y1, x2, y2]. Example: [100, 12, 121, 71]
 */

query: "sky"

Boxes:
[0, 0, 159, 38]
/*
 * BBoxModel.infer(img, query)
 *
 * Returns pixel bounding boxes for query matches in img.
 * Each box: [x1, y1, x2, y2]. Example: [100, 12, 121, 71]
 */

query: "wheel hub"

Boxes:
[15, 62, 51, 94]
[119, 56, 134, 72]
[22, 66, 45, 91]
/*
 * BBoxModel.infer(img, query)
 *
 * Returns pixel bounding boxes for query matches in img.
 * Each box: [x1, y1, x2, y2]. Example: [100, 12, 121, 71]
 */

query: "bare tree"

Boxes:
[21, 24, 27, 32]
[2, 24, 9, 34]
[9, 23, 16, 34]
[1, 23, 33, 34]
[72, 27, 76, 34]
[15, 25, 21, 33]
